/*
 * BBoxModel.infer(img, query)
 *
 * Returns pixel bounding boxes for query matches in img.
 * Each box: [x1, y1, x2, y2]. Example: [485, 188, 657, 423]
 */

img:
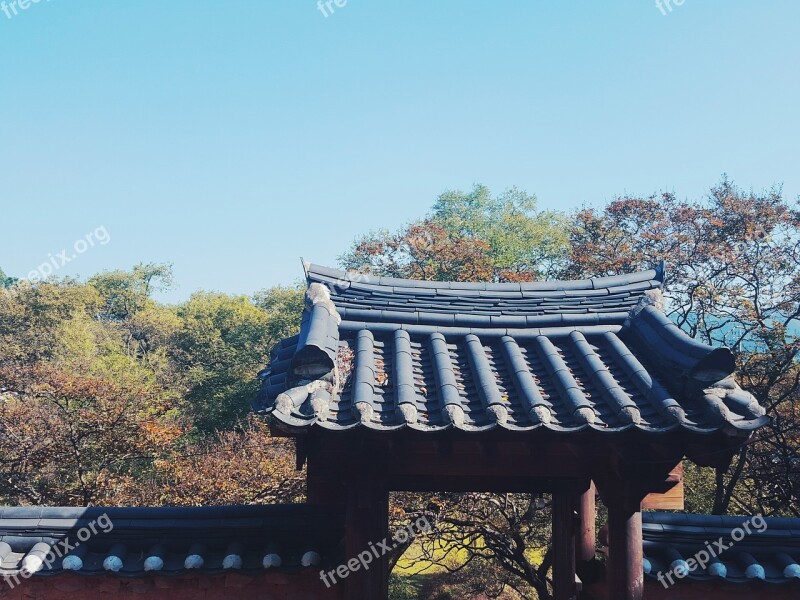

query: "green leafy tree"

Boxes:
[252, 284, 305, 343]
[340, 185, 569, 282]
[174, 292, 284, 434]
[89, 262, 173, 321]
[0, 279, 103, 365]
[0, 267, 17, 288]
[432, 185, 569, 280]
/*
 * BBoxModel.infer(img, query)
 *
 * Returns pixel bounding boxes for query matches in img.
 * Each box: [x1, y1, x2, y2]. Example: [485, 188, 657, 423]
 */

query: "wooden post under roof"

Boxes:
[577, 481, 596, 565]
[553, 486, 578, 600]
[607, 504, 643, 600]
[599, 473, 646, 600]
[594, 458, 660, 600]
[344, 476, 389, 600]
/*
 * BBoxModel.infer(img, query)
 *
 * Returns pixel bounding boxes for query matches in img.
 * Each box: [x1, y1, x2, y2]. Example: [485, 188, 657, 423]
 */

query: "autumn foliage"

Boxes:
[568, 178, 800, 515]
[0, 267, 304, 507]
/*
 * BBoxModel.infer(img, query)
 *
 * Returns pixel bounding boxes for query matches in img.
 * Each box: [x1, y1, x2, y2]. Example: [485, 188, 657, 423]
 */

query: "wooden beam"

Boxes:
[388, 475, 584, 494]
[642, 463, 684, 510]
[386, 452, 587, 479]
[553, 488, 577, 600]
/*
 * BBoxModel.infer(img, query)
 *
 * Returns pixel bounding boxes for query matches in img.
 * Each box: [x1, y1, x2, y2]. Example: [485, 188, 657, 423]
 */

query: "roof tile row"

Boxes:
[0, 505, 342, 578]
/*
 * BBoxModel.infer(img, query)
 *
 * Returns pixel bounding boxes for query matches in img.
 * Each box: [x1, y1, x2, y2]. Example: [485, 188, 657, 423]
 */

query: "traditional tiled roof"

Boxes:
[254, 264, 767, 434]
[643, 512, 800, 584]
[0, 505, 342, 579]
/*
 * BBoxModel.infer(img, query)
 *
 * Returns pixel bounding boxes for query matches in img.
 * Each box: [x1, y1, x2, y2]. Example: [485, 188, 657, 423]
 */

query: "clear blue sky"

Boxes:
[1, 1, 798, 302]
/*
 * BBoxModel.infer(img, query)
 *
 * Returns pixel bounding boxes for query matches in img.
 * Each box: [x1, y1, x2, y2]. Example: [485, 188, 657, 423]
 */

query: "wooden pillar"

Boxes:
[344, 477, 389, 600]
[306, 437, 347, 506]
[553, 488, 577, 600]
[607, 503, 643, 600]
[593, 446, 681, 600]
[577, 481, 596, 564]
[306, 461, 345, 506]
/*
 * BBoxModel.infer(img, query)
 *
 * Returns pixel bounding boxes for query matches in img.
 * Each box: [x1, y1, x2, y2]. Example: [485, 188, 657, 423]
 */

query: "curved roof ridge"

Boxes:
[306, 262, 665, 293]
[303, 262, 665, 328]
[643, 511, 797, 533]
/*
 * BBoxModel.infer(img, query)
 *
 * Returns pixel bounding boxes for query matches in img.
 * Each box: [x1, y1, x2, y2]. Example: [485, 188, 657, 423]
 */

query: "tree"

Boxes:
[0, 279, 103, 365]
[340, 185, 569, 282]
[0, 267, 17, 288]
[432, 185, 569, 280]
[0, 364, 184, 506]
[89, 263, 173, 321]
[392, 492, 554, 599]
[0, 268, 304, 507]
[341, 220, 496, 282]
[113, 416, 304, 507]
[567, 177, 800, 515]
[252, 284, 305, 343]
[173, 291, 294, 435]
